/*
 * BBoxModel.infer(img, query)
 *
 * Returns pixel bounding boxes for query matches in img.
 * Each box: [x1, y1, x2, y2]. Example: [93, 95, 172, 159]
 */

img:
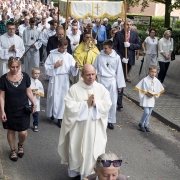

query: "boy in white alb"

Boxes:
[30, 68, 44, 132]
[135, 65, 164, 132]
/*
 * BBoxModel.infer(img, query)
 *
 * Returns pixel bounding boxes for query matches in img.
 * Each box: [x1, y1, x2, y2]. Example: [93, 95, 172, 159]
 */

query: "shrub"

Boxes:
[174, 20, 180, 28]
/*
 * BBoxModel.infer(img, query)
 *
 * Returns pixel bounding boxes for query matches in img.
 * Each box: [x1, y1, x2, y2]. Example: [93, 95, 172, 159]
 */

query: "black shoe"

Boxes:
[57, 119, 62, 128]
[107, 123, 114, 130]
[144, 127, 150, 132]
[51, 116, 54, 121]
[117, 106, 123, 111]
[138, 123, 146, 132]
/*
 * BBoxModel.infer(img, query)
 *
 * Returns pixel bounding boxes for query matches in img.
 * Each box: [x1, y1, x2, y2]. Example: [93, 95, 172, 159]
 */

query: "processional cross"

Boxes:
[94, 3, 100, 15]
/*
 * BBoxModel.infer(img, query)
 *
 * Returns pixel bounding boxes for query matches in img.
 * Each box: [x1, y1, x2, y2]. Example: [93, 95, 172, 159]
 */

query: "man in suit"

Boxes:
[113, 18, 141, 110]
[46, 26, 72, 56]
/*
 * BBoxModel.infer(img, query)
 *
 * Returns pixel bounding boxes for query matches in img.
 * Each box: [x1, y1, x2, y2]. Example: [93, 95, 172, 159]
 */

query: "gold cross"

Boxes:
[94, 4, 100, 15]
[106, 63, 109, 67]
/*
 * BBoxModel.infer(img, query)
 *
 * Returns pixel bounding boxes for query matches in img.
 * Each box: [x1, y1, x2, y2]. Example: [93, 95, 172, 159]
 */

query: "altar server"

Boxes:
[94, 40, 126, 130]
[0, 22, 25, 76]
[135, 65, 164, 132]
[45, 38, 78, 128]
[22, 18, 42, 76]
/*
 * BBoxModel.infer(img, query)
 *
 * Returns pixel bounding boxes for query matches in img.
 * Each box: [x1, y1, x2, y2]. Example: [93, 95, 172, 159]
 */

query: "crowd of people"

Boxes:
[0, 0, 174, 179]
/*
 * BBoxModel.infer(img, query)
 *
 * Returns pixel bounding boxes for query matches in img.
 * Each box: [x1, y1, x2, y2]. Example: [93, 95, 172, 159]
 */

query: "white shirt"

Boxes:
[46, 16, 52, 23]
[37, 23, 50, 32]
[18, 24, 30, 38]
[41, 28, 56, 46]
[158, 37, 173, 63]
[144, 36, 158, 55]
[68, 33, 80, 53]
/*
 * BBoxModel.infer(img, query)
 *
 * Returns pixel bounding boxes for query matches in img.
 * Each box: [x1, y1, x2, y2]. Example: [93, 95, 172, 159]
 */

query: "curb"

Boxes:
[0, 159, 4, 180]
[124, 94, 180, 132]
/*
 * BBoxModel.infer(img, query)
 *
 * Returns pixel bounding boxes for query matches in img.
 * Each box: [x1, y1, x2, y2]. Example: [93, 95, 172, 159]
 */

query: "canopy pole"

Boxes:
[124, 0, 128, 78]
[58, 0, 60, 24]
[64, 0, 70, 37]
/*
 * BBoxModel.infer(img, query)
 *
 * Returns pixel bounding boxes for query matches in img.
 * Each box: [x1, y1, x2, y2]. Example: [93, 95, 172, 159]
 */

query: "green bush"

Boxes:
[174, 20, 180, 28]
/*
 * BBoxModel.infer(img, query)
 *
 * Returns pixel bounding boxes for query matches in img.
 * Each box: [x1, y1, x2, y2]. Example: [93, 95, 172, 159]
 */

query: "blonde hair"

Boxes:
[149, 65, 158, 72]
[95, 152, 120, 173]
[31, 67, 40, 74]
[7, 56, 21, 69]
[164, 30, 171, 37]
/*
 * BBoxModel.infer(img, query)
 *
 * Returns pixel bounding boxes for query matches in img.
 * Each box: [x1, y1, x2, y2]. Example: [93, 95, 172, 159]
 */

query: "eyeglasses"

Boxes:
[8, 28, 15, 31]
[98, 160, 122, 167]
[9, 57, 20, 61]
[72, 29, 78, 30]
[85, 36, 91, 38]
[33, 73, 40, 74]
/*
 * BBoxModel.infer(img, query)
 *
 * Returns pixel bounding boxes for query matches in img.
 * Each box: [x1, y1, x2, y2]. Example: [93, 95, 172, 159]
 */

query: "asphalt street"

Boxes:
[0, 66, 180, 180]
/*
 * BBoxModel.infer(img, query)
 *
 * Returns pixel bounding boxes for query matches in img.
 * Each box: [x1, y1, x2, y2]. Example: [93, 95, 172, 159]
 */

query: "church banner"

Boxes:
[59, 0, 125, 20]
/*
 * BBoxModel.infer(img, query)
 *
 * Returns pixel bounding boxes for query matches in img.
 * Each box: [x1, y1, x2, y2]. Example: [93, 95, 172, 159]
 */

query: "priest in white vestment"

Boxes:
[22, 18, 42, 76]
[45, 38, 78, 128]
[93, 40, 126, 130]
[0, 22, 25, 76]
[58, 64, 112, 180]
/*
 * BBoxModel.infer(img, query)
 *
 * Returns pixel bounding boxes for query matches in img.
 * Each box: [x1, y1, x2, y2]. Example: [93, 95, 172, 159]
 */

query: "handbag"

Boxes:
[25, 105, 33, 114]
[170, 38, 175, 61]
[171, 50, 175, 61]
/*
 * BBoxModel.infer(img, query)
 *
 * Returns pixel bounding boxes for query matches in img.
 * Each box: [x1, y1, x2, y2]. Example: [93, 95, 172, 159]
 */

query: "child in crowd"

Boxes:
[30, 67, 44, 132]
[135, 65, 164, 132]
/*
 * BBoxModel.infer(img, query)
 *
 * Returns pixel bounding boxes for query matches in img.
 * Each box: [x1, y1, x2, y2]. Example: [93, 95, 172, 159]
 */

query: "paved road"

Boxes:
[0, 65, 180, 180]
[0, 96, 180, 179]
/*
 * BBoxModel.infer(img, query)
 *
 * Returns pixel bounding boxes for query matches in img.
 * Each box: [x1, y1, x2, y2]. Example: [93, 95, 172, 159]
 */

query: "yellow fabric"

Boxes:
[74, 42, 99, 70]
[134, 87, 165, 97]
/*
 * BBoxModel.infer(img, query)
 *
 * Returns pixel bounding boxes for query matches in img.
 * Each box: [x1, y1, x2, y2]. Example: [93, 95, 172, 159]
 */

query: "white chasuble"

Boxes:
[45, 49, 78, 119]
[94, 50, 126, 123]
[0, 33, 25, 76]
[58, 79, 112, 178]
[135, 75, 164, 107]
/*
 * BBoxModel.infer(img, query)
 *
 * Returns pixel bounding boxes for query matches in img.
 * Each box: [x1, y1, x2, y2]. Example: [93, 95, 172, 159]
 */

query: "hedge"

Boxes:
[174, 20, 180, 28]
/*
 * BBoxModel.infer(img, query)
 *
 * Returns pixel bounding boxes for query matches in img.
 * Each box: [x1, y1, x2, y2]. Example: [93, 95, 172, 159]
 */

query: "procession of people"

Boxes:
[0, 0, 174, 180]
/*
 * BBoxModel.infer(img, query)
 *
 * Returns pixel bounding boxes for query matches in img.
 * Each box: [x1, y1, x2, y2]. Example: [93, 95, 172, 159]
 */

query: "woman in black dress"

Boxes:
[0, 56, 36, 161]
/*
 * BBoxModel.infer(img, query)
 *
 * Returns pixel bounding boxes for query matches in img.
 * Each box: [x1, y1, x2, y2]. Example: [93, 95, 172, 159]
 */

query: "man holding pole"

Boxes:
[113, 18, 140, 109]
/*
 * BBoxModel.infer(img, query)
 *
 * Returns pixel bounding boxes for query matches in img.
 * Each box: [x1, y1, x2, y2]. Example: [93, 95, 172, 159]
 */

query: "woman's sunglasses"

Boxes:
[98, 160, 122, 167]
[9, 57, 20, 61]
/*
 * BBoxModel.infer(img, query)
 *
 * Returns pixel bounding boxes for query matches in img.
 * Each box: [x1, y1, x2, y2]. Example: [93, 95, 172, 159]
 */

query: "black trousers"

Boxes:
[122, 62, 132, 80]
[97, 41, 104, 51]
[158, 61, 170, 83]
[39, 44, 43, 63]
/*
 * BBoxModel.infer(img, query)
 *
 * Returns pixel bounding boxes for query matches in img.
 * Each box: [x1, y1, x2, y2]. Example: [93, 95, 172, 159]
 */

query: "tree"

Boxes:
[108, 0, 180, 28]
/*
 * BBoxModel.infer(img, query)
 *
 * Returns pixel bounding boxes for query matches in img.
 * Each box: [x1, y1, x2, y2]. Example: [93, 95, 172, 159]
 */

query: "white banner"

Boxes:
[59, 0, 125, 19]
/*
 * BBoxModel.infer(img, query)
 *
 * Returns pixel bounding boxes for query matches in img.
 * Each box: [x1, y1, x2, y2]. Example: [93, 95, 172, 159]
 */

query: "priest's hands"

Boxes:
[87, 94, 96, 107]
[8, 45, 16, 52]
[54, 60, 63, 68]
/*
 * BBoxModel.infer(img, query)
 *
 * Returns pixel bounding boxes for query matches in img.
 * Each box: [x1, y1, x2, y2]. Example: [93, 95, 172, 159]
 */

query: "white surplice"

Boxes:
[23, 27, 42, 76]
[29, 78, 44, 111]
[0, 33, 25, 76]
[135, 75, 164, 107]
[58, 78, 112, 179]
[45, 49, 78, 119]
[93, 50, 126, 123]
[67, 33, 80, 53]
[41, 28, 56, 47]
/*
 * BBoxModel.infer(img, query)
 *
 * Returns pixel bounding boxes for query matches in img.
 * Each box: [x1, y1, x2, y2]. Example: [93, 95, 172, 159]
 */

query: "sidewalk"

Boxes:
[124, 55, 180, 131]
